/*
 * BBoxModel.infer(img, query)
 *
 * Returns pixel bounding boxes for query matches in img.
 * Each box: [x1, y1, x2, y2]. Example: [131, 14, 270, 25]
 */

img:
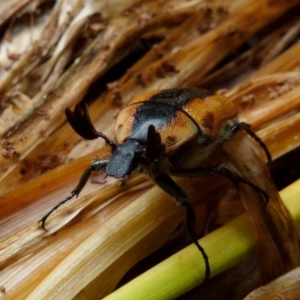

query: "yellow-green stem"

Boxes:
[104, 179, 300, 300]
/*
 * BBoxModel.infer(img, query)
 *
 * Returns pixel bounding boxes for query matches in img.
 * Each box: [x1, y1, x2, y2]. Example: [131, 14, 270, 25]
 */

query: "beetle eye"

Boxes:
[106, 140, 143, 178]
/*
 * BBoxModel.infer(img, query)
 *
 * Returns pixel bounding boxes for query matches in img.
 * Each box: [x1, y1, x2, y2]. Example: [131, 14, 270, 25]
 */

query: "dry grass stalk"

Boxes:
[0, 0, 300, 299]
[222, 134, 299, 282]
[244, 266, 300, 299]
[202, 17, 300, 90]
[0, 0, 298, 190]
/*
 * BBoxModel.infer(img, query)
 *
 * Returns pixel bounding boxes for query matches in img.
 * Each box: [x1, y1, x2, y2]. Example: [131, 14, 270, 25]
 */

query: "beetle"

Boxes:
[39, 88, 271, 282]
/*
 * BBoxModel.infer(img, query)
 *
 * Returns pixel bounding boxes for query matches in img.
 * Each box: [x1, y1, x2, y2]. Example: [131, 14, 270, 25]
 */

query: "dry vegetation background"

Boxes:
[1, 0, 300, 299]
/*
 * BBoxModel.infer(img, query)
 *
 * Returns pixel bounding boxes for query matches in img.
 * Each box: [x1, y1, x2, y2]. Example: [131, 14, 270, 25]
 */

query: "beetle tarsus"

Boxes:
[39, 192, 77, 231]
[184, 202, 210, 282]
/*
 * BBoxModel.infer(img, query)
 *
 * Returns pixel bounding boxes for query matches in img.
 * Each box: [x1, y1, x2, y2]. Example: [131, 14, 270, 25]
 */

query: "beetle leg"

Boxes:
[39, 159, 109, 231]
[146, 125, 165, 162]
[151, 172, 210, 282]
[171, 166, 269, 203]
[232, 122, 272, 163]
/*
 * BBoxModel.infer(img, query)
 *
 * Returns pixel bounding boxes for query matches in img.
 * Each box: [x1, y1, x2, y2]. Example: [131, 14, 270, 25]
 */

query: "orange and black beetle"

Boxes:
[40, 88, 271, 282]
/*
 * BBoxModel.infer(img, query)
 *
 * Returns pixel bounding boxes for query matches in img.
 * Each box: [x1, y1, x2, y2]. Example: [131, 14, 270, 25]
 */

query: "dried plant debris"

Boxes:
[0, 0, 300, 299]
[244, 266, 300, 300]
[1, 140, 20, 158]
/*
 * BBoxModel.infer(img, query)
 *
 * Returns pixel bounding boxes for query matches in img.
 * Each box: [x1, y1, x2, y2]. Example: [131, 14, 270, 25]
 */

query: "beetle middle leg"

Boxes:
[39, 159, 109, 231]
[171, 166, 269, 203]
[150, 172, 210, 283]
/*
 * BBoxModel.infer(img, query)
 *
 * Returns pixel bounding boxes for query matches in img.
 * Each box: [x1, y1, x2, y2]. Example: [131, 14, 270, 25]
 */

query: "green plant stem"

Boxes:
[104, 179, 300, 300]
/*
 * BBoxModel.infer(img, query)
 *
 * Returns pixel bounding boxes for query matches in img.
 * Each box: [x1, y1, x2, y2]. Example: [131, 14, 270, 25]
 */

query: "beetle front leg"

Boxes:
[151, 172, 210, 282]
[39, 159, 109, 231]
[171, 166, 269, 203]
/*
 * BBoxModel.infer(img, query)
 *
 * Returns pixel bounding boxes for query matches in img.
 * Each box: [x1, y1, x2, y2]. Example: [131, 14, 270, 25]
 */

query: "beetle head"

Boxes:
[106, 125, 165, 178]
[106, 139, 144, 178]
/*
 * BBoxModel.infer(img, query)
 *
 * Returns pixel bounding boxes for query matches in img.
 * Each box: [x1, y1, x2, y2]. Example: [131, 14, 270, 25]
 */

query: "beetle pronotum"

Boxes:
[40, 88, 271, 282]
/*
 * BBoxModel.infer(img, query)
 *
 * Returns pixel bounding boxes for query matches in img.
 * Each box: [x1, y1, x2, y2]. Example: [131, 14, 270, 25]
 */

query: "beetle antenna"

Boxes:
[65, 104, 116, 150]
[96, 131, 116, 150]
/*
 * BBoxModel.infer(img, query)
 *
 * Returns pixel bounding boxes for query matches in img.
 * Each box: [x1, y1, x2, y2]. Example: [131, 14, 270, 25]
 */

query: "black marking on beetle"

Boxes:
[202, 112, 215, 130]
[166, 135, 177, 146]
[148, 88, 212, 107]
[130, 89, 212, 141]
[130, 101, 177, 140]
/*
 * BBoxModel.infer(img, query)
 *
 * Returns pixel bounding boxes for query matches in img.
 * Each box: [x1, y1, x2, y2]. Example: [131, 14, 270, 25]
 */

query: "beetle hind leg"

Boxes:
[212, 166, 269, 202]
[232, 122, 271, 163]
[171, 166, 270, 204]
[39, 159, 109, 231]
